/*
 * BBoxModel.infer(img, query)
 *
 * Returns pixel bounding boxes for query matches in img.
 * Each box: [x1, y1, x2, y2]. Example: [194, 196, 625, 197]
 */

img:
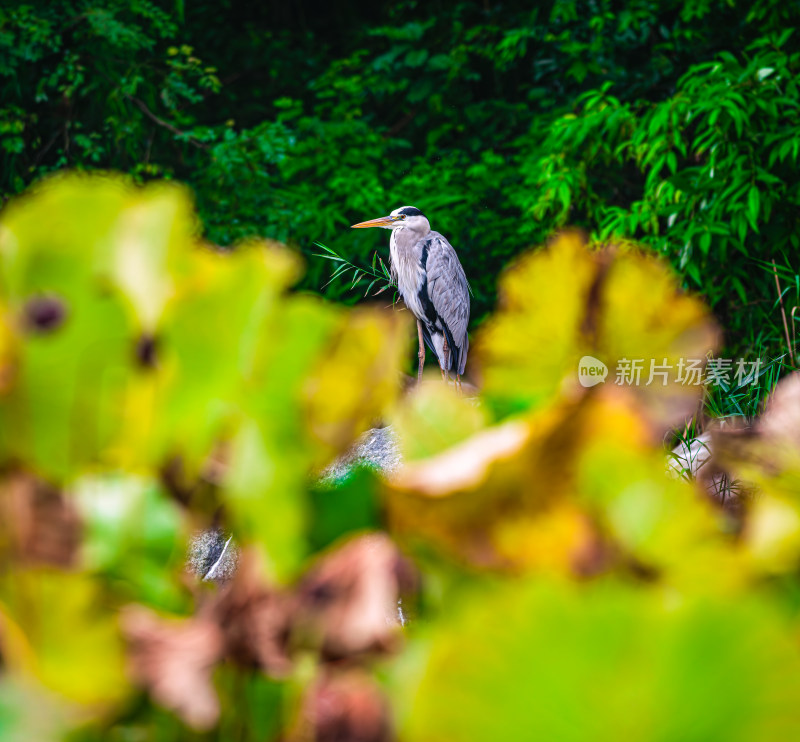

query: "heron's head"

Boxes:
[351, 206, 430, 233]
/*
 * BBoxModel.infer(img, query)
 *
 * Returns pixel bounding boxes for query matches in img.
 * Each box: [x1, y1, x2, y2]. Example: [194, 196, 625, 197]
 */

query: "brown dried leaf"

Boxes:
[293, 533, 415, 660]
[711, 373, 800, 572]
[293, 668, 393, 742]
[759, 371, 800, 447]
[0, 472, 81, 566]
[713, 372, 800, 497]
[121, 606, 224, 730]
[210, 549, 293, 676]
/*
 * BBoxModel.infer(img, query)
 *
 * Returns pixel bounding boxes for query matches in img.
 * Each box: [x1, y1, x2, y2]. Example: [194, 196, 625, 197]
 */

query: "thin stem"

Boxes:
[772, 259, 795, 367]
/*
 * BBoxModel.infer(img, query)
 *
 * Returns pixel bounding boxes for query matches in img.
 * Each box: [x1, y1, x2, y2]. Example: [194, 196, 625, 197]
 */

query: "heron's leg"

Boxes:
[442, 336, 450, 382]
[456, 374, 463, 396]
[416, 320, 425, 383]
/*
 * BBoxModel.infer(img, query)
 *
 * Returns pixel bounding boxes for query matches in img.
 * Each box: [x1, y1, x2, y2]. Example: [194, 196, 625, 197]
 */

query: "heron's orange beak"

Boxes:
[350, 215, 394, 228]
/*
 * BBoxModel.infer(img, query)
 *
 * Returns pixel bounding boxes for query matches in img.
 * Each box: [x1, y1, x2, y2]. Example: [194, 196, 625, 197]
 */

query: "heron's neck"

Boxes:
[390, 227, 428, 301]
[392, 224, 429, 247]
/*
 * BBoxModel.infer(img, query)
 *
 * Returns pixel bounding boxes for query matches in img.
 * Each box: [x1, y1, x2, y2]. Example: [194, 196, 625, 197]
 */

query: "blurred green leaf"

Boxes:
[401, 580, 800, 742]
[73, 474, 186, 609]
[309, 466, 382, 551]
[389, 381, 488, 462]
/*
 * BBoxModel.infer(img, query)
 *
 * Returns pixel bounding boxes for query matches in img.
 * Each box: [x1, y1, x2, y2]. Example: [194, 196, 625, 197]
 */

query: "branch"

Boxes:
[32, 129, 60, 168]
[386, 109, 418, 137]
[126, 95, 209, 150]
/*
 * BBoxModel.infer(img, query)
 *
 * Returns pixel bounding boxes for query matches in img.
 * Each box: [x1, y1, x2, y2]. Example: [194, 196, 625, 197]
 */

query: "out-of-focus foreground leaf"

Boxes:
[476, 232, 718, 425]
[0, 570, 129, 706]
[387, 387, 733, 582]
[0, 176, 138, 479]
[0, 173, 409, 580]
[399, 579, 800, 742]
[0, 173, 410, 733]
[389, 381, 488, 462]
[714, 371, 800, 573]
[4, 173, 800, 742]
[475, 231, 597, 418]
[73, 475, 186, 609]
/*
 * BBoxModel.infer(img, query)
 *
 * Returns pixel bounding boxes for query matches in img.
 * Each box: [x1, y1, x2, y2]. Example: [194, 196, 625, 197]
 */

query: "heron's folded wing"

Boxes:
[425, 232, 470, 346]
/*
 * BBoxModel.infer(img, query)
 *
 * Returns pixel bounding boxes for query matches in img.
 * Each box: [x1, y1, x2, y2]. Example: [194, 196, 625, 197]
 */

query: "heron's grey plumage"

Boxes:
[386, 207, 470, 376]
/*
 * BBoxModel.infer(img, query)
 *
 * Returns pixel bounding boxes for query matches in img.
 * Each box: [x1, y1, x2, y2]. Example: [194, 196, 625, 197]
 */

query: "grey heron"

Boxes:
[351, 206, 469, 387]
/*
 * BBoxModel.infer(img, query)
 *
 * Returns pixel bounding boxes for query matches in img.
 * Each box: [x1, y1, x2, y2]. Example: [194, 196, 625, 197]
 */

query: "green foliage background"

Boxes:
[2, 0, 800, 352]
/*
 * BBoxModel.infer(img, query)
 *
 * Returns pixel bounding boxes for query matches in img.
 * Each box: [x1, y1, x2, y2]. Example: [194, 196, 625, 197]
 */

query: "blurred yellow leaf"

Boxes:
[0, 173, 131, 294]
[387, 417, 535, 568]
[0, 303, 17, 395]
[493, 503, 595, 575]
[574, 399, 725, 563]
[110, 182, 198, 330]
[744, 495, 800, 573]
[128, 242, 309, 473]
[304, 307, 409, 465]
[475, 232, 718, 427]
[0, 570, 130, 706]
[596, 250, 719, 425]
[476, 230, 595, 416]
